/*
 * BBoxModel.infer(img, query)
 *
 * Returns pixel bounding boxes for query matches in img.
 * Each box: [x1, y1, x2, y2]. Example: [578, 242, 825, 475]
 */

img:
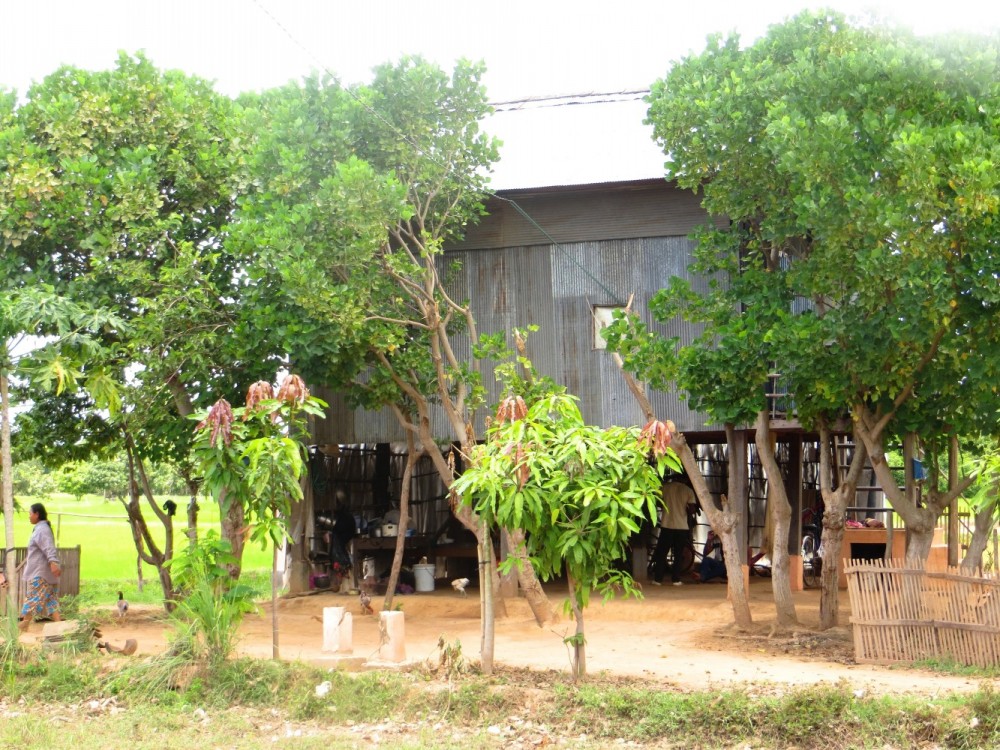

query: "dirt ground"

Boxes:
[38, 577, 996, 696]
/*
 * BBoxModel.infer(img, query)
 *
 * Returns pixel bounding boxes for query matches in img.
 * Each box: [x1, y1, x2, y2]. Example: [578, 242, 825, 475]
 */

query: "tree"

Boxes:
[232, 58, 554, 672]
[454, 392, 678, 679]
[10, 459, 57, 499]
[57, 457, 129, 500]
[1, 54, 284, 603]
[630, 12, 1000, 627]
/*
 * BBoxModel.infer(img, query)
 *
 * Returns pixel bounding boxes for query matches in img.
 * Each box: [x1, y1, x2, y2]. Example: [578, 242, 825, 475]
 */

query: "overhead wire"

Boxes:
[250, 0, 632, 305]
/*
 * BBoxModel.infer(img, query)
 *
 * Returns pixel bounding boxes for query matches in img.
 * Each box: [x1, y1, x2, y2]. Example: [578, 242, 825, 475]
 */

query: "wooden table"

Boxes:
[350, 534, 434, 583]
[349, 535, 480, 585]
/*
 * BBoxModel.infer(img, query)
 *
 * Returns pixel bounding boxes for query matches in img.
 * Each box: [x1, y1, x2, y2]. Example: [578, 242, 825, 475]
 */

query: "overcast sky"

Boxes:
[3, 1, 999, 188]
[4, 1, 998, 100]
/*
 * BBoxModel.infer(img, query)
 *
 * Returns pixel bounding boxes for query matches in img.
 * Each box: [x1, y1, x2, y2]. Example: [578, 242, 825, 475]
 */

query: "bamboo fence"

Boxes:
[846, 558, 1000, 667]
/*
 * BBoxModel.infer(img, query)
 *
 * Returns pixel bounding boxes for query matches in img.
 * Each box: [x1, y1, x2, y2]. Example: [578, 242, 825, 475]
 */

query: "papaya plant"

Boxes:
[191, 374, 326, 659]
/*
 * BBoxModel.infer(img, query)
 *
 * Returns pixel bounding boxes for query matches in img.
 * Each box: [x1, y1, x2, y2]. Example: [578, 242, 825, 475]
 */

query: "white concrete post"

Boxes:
[378, 610, 406, 662]
[322, 607, 353, 653]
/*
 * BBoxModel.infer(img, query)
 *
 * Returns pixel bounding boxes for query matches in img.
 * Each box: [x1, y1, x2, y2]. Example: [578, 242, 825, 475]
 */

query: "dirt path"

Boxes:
[62, 578, 996, 696]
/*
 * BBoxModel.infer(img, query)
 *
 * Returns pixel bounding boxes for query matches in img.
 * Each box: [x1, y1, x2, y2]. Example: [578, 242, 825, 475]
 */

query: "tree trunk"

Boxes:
[183, 475, 200, 549]
[384, 434, 419, 612]
[857, 427, 938, 562]
[673, 432, 753, 629]
[503, 330, 560, 626]
[754, 411, 797, 628]
[854, 408, 973, 565]
[121, 441, 178, 611]
[416, 419, 510, 619]
[122, 494, 177, 612]
[961, 487, 998, 572]
[479, 515, 495, 675]
[282, 472, 312, 595]
[1, 369, 15, 591]
[271, 542, 280, 660]
[816, 424, 869, 630]
[566, 571, 586, 680]
[503, 528, 555, 626]
[219, 487, 247, 581]
[610, 353, 752, 629]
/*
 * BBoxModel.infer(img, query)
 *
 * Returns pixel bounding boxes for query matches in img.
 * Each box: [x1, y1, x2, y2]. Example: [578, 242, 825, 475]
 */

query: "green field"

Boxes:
[7, 493, 273, 604]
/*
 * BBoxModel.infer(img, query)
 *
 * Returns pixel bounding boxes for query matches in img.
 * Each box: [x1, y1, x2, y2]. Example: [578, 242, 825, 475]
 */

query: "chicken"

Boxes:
[116, 591, 129, 621]
[451, 577, 470, 596]
[359, 589, 373, 615]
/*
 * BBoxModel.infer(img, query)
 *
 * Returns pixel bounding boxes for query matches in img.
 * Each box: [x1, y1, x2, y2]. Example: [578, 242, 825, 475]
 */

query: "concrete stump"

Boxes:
[322, 606, 353, 654]
[377, 610, 405, 662]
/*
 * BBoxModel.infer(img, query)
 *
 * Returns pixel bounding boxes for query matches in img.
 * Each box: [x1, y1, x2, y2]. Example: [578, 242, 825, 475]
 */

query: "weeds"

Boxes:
[429, 636, 468, 680]
[167, 534, 258, 664]
[946, 685, 1000, 750]
[289, 670, 408, 721]
[910, 656, 1000, 679]
[0, 597, 26, 672]
[5, 649, 1000, 749]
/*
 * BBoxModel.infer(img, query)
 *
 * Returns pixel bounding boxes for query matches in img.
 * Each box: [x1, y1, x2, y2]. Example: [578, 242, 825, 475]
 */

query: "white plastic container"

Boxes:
[413, 563, 435, 592]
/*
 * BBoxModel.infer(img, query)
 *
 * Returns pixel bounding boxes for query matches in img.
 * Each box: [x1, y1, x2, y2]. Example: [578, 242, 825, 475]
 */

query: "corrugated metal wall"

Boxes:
[310, 179, 724, 443]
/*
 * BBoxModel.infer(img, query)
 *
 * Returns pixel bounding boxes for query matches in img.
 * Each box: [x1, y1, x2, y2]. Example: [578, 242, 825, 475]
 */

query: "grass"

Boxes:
[8, 493, 272, 603]
[1, 654, 1000, 749]
[909, 656, 1000, 679]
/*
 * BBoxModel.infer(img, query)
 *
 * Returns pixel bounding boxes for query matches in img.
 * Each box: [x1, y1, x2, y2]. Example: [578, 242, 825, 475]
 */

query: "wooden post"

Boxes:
[948, 435, 960, 567]
[728, 429, 749, 567]
[783, 437, 804, 592]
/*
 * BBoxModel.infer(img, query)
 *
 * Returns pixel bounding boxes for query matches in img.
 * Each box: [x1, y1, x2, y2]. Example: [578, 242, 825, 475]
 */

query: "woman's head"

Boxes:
[29, 503, 48, 522]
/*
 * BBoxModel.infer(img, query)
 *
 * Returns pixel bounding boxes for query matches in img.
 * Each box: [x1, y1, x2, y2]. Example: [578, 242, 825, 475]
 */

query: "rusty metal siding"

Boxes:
[315, 181, 724, 443]
[448, 244, 557, 437]
[451, 234, 714, 435]
[544, 236, 715, 432]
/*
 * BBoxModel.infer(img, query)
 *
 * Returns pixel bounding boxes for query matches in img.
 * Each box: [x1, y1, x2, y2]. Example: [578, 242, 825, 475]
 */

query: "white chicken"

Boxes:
[116, 591, 129, 621]
[451, 577, 471, 597]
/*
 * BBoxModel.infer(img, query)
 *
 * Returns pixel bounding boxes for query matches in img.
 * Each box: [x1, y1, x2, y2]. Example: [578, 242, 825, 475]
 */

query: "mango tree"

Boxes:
[630, 11, 1000, 626]
[453, 392, 678, 679]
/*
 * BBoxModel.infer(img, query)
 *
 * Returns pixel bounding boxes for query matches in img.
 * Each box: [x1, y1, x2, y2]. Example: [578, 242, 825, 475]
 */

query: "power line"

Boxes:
[490, 89, 650, 106]
[490, 89, 649, 112]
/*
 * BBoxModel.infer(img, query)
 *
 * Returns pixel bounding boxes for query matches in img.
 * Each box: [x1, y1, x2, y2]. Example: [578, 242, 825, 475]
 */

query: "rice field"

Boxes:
[6, 493, 273, 604]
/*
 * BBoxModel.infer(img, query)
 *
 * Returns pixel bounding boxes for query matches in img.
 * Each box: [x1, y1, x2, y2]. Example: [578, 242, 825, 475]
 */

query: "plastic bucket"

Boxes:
[413, 563, 435, 592]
